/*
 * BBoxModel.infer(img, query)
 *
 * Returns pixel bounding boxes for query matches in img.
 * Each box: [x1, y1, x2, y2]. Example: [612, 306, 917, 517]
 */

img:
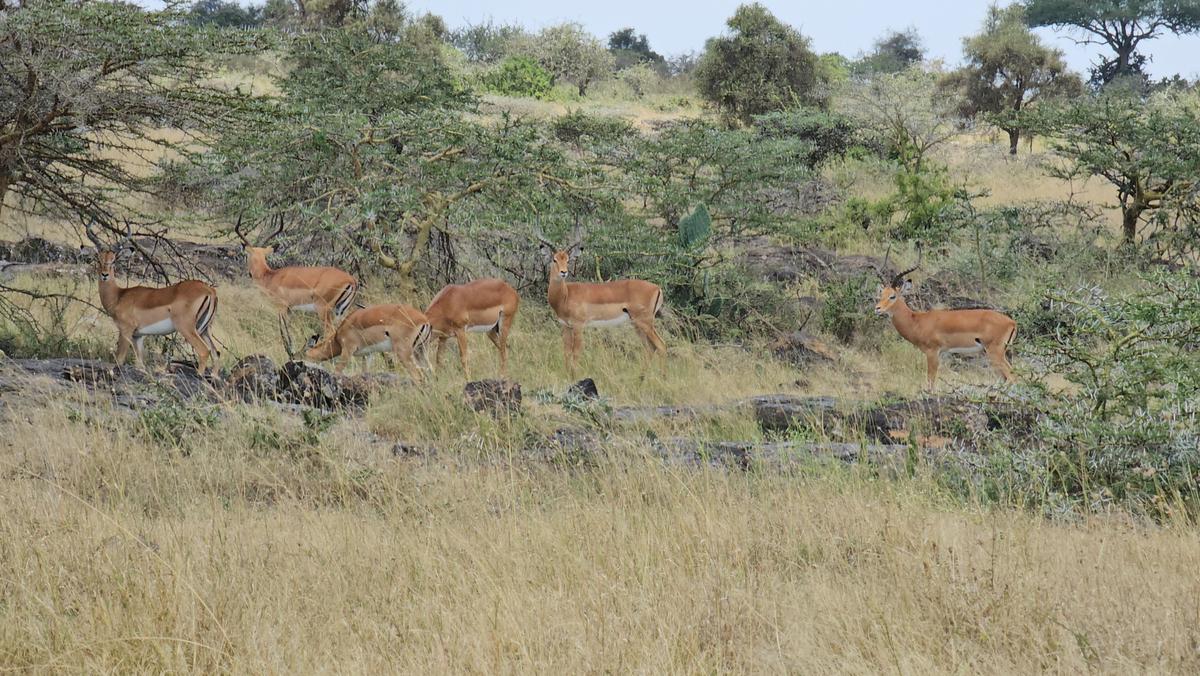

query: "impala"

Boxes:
[304, 304, 432, 381]
[237, 219, 358, 359]
[535, 227, 665, 377]
[874, 250, 1017, 389]
[425, 279, 520, 378]
[85, 221, 220, 375]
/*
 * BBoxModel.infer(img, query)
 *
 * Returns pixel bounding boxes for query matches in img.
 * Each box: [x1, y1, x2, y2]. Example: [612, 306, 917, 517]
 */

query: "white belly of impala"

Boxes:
[466, 323, 496, 333]
[293, 303, 318, 313]
[944, 344, 985, 356]
[354, 338, 392, 356]
[136, 318, 175, 336]
[587, 314, 631, 328]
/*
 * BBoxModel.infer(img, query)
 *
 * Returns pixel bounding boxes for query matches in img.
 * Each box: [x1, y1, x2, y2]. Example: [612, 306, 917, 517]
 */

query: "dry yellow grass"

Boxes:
[2, 400, 1198, 672]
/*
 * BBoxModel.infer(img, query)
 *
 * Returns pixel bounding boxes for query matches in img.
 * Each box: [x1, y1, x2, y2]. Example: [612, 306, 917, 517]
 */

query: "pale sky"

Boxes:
[407, 0, 1200, 79]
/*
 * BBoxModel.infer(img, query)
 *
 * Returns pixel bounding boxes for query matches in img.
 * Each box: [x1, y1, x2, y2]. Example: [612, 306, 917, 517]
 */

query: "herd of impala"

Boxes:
[83, 220, 1017, 390]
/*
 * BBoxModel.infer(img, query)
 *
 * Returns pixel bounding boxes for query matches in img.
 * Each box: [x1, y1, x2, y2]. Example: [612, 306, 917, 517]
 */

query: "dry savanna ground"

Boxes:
[3, 95, 1191, 672]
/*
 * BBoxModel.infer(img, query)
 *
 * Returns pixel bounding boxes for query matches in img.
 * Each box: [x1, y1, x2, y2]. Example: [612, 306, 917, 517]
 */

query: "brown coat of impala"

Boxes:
[304, 304, 431, 381]
[537, 230, 665, 377]
[875, 256, 1016, 389]
[244, 246, 358, 359]
[424, 278, 519, 378]
[86, 224, 220, 374]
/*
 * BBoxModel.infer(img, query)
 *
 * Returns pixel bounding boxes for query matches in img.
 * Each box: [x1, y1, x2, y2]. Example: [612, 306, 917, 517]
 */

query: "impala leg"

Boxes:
[987, 342, 1015, 383]
[394, 340, 422, 383]
[434, 336, 448, 369]
[179, 326, 211, 376]
[560, 326, 575, 378]
[132, 335, 148, 371]
[924, 350, 940, 390]
[114, 329, 134, 367]
[571, 327, 583, 378]
[277, 310, 296, 360]
[493, 309, 514, 377]
[455, 329, 470, 380]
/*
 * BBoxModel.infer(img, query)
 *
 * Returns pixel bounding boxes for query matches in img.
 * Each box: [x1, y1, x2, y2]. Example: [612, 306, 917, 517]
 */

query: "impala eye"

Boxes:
[889, 295, 896, 300]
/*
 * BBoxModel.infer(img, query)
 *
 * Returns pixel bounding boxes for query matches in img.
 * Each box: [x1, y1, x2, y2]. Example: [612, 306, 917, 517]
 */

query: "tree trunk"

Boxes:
[1006, 128, 1020, 155]
[1121, 204, 1141, 245]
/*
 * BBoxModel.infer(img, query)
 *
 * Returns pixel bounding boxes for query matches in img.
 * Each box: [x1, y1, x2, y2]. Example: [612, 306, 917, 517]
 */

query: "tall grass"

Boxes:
[2, 401, 1198, 672]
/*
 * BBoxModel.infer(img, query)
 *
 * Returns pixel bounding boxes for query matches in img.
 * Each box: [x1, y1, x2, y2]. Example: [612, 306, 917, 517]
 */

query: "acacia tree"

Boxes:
[210, 26, 600, 286]
[0, 0, 266, 225]
[696, 4, 824, 122]
[528, 23, 613, 96]
[854, 28, 924, 76]
[1023, 0, 1200, 86]
[1023, 93, 1200, 246]
[942, 4, 1083, 154]
[840, 68, 960, 171]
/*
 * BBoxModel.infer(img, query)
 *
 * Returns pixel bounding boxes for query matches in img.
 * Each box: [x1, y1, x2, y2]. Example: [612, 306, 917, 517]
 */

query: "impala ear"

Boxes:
[901, 279, 913, 294]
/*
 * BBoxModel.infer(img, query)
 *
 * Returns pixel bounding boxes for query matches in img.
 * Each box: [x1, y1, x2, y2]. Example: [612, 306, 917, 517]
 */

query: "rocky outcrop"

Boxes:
[464, 379, 522, 415]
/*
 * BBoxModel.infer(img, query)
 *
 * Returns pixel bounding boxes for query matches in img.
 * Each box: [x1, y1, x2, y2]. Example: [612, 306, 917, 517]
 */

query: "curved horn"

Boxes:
[117, 218, 134, 250]
[233, 211, 251, 246]
[890, 247, 922, 289]
[878, 242, 893, 283]
[568, 219, 584, 253]
[262, 212, 285, 244]
[83, 218, 105, 249]
[532, 224, 555, 251]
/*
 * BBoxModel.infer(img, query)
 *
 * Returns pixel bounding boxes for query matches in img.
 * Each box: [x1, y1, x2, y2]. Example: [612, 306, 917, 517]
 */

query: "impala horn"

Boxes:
[532, 224, 556, 251]
[890, 247, 923, 290]
[83, 218, 105, 250]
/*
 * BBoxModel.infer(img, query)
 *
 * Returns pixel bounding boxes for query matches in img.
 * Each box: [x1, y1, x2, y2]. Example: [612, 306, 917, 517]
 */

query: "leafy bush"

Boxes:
[820, 273, 878, 344]
[481, 56, 553, 98]
[550, 110, 634, 144]
[695, 3, 825, 122]
[964, 273, 1200, 518]
[752, 108, 858, 168]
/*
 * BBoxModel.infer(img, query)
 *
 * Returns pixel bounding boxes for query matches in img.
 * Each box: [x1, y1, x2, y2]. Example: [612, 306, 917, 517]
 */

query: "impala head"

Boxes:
[83, 218, 132, 282]
[304, 333, 339, 361]
[234, 212, 284, 256]
[874, 246, 921, 317]
[534, 223, 583, 280]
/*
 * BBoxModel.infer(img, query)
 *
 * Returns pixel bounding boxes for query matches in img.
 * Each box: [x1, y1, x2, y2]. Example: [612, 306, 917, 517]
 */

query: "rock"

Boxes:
[280, 360, 352, 409]
[749, 395, 839, 433]
[852, 396, 1038, 444]
[464, 379, 522, 415]
[0, 237, 88, 264]
[227, 355, 280, 402]
[391, 441, 434, 457]
[566, 378, 600, 400]
[656, 437, 910, 470]
[770, 331, 835, 366]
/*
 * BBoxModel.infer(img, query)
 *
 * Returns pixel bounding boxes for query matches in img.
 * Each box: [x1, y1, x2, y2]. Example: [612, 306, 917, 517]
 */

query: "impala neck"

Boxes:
[97, 278, 124, 315]
[309, 334, 342, 361]
[888, 296, 923, 344]
[547, 269, 568, 310]
[248, 251, 274, 282]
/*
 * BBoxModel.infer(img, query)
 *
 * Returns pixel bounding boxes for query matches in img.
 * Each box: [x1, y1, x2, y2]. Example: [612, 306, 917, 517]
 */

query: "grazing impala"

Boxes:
[875, 250, 1017, 389]
[535, 227, 665, 377]
[303, 304, 432, 381]
[237, 220, 358, 359]
[424, 279, 520, 378]
[84, 221, 220, 375]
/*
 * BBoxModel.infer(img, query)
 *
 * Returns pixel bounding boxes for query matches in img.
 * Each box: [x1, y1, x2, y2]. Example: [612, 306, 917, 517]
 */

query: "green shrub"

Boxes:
[480, 56, 552, 98]
[550, 110, 634, 144]
[820, 273, 877, 344]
